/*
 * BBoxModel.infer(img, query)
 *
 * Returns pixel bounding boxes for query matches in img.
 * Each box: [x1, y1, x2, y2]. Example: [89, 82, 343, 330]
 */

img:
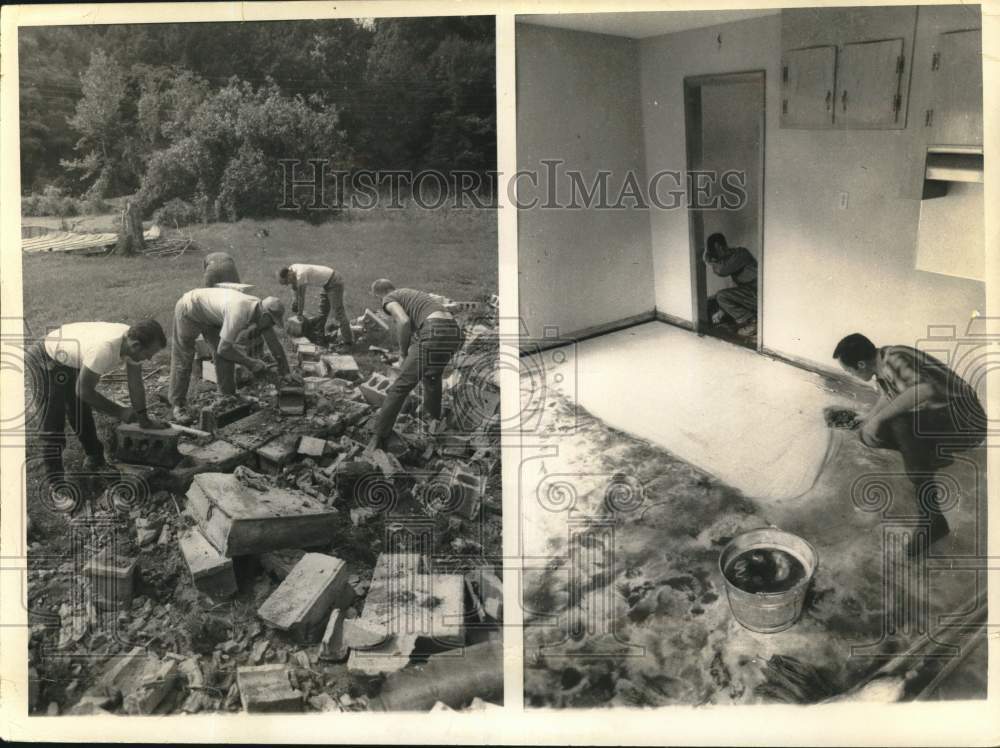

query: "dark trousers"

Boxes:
[862, 400, 986, 533]
[373, 319, 463, 437]
[317, 272, 353, 345]
[28, 343, 103, 477]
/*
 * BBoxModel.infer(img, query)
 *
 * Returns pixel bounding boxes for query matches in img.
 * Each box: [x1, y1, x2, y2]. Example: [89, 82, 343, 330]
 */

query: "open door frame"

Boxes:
[683, 70, 766, 353]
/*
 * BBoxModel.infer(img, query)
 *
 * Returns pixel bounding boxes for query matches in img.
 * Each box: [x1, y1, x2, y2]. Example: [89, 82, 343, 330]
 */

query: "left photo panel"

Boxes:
[17, 16, 501, 715]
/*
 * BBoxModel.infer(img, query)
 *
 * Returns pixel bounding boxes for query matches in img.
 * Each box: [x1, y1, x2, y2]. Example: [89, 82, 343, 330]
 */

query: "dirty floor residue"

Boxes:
[519, 327, 987, 708]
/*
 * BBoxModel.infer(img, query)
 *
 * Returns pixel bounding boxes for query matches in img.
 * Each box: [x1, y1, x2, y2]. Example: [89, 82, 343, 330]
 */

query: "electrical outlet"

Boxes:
[838, 192, 849, 210]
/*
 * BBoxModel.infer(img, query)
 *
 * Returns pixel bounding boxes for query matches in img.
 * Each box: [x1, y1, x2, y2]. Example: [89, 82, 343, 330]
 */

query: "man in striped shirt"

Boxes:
[833, 333, 986, 546]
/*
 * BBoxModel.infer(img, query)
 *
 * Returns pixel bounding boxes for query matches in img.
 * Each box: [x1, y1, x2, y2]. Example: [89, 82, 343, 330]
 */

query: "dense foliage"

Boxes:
[19, 18, 496, 217]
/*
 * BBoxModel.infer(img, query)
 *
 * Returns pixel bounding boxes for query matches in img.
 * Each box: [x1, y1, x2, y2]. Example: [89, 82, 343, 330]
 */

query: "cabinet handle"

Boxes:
[841, 90, 848, 112]
[825, 91, 832, 111]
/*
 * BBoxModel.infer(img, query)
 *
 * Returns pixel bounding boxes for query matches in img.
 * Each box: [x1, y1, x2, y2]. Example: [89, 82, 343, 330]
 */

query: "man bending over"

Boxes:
[170, 288, 289, 423]
[833, 332, 986, 547]
[278, 263, 354, 347]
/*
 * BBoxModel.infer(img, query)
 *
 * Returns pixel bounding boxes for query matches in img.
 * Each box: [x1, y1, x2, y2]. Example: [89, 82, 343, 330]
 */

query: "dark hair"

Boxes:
[832, 333, 876, 367]
[128, 319, 167, 349]
[278, 267, 291, 282]
[706, 233, 727, 253]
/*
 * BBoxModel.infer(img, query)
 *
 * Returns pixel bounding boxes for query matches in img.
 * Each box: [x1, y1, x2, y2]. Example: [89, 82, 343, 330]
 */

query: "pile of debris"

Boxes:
[26, 294, 503, 715]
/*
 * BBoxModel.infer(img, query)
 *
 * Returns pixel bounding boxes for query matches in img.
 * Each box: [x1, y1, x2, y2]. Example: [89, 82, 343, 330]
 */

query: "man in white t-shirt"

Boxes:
[31, 319, 168, 481]
[169, 288, 290, 422]
[278, 263, 354, 347]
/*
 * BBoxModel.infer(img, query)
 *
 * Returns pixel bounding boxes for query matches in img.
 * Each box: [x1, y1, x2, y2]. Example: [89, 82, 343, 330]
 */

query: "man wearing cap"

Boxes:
[278, 263, 354, 347]
[367, 279, 463, 449]
[169, 288, 289, 423]
[29, 319, 168, 484]
[203, 251, 241, 287]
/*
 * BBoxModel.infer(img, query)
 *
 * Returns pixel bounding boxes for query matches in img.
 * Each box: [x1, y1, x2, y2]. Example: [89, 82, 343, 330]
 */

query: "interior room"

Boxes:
[515, 6, 988, 707]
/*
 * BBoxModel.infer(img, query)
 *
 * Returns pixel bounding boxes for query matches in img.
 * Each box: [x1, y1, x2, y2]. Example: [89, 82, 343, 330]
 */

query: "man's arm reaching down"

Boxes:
[384, 301, 411, 356]
[77, 367, 135, 422]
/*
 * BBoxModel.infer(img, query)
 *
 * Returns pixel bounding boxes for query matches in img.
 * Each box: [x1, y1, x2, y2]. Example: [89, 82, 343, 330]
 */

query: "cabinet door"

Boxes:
[837, 38, 905, 128]
[930, 29, 983, 147]
[780, 46, 836, 128]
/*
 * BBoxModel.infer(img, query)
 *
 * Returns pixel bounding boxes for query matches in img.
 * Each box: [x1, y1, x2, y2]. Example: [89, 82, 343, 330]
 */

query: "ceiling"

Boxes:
[517, 10, 781, 39]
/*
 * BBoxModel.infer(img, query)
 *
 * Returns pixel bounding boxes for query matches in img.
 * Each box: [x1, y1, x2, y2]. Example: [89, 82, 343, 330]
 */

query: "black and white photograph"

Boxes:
[514, 5, 990, 709]
[14, 14, 502, 717]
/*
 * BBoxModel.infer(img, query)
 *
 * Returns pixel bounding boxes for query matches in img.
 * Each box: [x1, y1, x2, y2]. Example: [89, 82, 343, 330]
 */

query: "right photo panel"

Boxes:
[514, 6, 988, 708]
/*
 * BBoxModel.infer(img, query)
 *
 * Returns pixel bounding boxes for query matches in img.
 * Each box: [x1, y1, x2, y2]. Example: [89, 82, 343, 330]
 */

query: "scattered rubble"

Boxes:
[27, 291, 503, 715]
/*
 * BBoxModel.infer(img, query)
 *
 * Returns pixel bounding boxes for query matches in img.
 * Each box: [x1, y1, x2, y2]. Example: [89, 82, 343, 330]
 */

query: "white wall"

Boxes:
[516, 23, 655, 341]
[639, 9, 986, 370]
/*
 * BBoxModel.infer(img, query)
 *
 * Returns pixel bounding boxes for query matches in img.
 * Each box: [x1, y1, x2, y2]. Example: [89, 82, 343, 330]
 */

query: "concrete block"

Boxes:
[214, 282, 255, 294]
[297, 435, 326, 458]
[260, 549, 307, 581]
[284, 316, 307, 338]
[194, 336, 216, 359]
[360, 372, 394, 407]
[277, 386, 306, 416]
[343, 617, 389, 650]
[256, 433, 300, 474]
[320, 609, 348, 661]
[321, 354, 360, 380]
[84, 549, 137, 611]
[179, 527, 237, 599]
[449, 463, 485, 520]
[200, 399, 255, 432]
[296, 343, 321, 363]
[123, 658, 179, 715]
[236, 665, 302, 713]
[186, 473, 337, 556]
[99, 646, 155, 692]
[258, 553, 350, 643]
[444, 300, 483, 314]
[202, 360, 218, 383]
[362, 308, 391, 330]
[299, 361, 326, 377]
[115, 423, 182, 468]
[368, 448, 405, 477]
[290, 336, 311, 348]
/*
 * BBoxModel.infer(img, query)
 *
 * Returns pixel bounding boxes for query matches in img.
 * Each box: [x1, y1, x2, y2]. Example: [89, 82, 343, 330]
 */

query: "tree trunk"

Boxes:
[115, 200, 145, 256]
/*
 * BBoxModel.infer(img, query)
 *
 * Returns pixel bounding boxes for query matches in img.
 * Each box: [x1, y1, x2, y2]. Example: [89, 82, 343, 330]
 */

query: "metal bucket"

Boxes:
[718, 527, 818, 634]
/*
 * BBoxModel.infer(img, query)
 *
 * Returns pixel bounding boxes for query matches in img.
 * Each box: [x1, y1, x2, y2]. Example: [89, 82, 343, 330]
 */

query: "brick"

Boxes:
[186, 473, 337, 556]
[361, 308, 390, 331]
[84, 549, 137, 611]
[115, 423, 182, 468]
[123, 658, 179, 715]
[300, 361, 326, 377]
[277, 386, 306, 416]
[297, 435, 326, 457]
[360, 372, 394, 407]
[179, 528, 237, 599]
[319, 609, 348, 661]
[321, 354, 360, 380]
[236, 665, 302, 713]
[258, 553, 350, 643]
[256, 432, 300, 474]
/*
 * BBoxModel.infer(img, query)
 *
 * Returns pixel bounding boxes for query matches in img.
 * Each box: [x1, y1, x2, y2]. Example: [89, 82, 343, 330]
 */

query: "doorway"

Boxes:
[684, 72, 765, 351]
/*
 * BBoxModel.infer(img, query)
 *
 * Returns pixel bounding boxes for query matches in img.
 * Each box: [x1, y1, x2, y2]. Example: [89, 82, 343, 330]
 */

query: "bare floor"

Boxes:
[519, 322, 987, 707]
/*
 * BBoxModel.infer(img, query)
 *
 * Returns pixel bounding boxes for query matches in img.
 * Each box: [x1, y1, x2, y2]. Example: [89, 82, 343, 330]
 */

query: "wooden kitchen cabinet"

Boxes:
[836, 38, 905, 128]
[780, 46, 836, 128]
[928, 29, 983, 147]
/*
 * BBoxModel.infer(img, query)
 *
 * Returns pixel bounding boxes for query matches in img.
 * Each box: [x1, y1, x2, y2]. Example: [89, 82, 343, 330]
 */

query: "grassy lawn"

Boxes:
[21, 207, 498, 354]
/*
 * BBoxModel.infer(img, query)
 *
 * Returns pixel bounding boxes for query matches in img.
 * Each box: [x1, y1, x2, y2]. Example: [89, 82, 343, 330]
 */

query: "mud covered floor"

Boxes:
[519, 328, 987, 708]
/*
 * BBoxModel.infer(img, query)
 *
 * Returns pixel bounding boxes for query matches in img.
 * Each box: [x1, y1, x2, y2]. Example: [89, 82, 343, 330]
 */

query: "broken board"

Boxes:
[185, 473, 337, 557]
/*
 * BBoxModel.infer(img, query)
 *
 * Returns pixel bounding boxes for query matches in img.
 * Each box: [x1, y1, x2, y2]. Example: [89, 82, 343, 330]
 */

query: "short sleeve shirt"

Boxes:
[289, 264, 334, 289]
[875, 345, 980, 407]
[178, 288, 259, 344]
[382, 289, 444, 330]
[44, 322, 129, 375]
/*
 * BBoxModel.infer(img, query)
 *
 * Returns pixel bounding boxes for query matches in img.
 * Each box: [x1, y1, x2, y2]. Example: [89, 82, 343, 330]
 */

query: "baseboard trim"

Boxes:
[759, 345, 876, 402]
[518, 311, 656, 355]
[654, 310, 696, 332]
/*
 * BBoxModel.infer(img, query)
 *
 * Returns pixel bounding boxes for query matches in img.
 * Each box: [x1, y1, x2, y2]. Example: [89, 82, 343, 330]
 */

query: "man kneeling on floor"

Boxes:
[833, 333, 987, 548]
[278, 263, 354, 348]
[367, 279, 463, 450]
[31, 319, 168, 490]
[704, 232, 758, 337]
[169, 288, 290, 423]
